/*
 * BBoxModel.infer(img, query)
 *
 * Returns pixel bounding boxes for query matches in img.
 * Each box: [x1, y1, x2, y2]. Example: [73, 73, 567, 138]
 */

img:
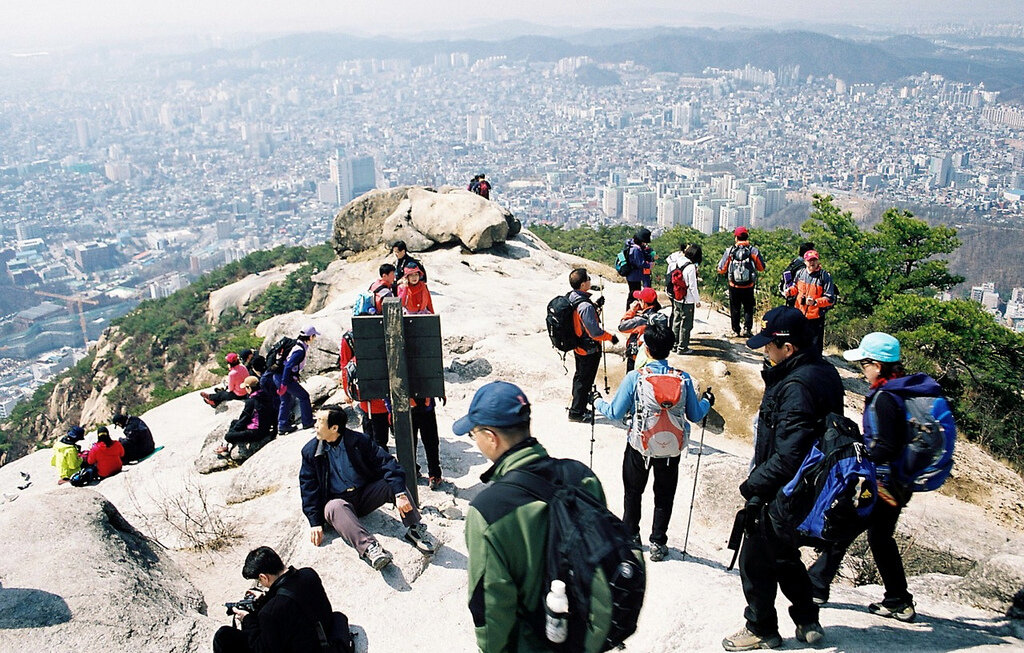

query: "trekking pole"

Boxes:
[706, 274, 721, 322]
[682, 407, 709, 557]
[597, 276, 610, 394]
[589, 385, 598, 469]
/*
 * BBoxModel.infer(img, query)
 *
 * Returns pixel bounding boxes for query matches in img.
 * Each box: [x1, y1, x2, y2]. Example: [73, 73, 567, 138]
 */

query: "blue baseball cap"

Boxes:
[746, 306, 812, 349]
[452, 381, 531, 435]
[843, 332, 901, 363]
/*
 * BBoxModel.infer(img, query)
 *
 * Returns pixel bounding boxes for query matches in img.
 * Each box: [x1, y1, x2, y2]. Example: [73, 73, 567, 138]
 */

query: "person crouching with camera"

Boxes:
[213, 546, 333, 653]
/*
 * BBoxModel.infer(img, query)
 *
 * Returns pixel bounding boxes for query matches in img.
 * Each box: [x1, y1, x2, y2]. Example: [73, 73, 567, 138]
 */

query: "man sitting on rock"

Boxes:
[112, 412, 155, 463]
[299, 408, 436, 570]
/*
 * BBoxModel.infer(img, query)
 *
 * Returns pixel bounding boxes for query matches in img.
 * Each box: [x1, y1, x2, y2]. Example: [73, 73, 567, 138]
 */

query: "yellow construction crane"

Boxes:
[33, 290, 99, 349]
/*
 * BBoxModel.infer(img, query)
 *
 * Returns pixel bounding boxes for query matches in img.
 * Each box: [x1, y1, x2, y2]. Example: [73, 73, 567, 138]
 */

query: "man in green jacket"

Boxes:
[456, 381, 606, 653]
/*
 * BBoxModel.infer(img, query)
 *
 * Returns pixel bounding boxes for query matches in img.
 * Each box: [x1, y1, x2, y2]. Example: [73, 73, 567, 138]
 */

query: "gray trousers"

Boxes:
[671, 300, 695, 350]
[324, 479, 420, 555]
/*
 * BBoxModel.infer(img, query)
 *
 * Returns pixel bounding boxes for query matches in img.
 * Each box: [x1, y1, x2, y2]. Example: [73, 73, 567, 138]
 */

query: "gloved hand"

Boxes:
[610, 335, 620, 345]
[743, 497, 764, 535]
[276, 383, 287, 396]
[701, 388, 715, 408]
[595, 295, 605, 308]
[589, 389, 602, 404]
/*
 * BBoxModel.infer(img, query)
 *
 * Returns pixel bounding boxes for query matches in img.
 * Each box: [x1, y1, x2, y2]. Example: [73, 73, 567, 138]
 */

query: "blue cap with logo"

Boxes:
[452, 381, 531, 436]
[843, 332, 901, 363]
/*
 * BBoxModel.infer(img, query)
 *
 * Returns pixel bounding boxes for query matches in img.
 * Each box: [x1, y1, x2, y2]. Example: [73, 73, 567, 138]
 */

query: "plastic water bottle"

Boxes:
[544, 579, 569, 644]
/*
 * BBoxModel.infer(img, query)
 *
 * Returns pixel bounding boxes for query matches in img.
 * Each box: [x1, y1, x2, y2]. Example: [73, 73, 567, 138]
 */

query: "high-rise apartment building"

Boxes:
[329, 154, 377, 206]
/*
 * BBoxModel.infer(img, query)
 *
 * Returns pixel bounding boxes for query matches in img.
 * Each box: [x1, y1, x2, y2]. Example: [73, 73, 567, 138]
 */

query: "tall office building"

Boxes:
[602, 187, 623, 218]
[929, 153, 952, 187]
[329, 154, 378, 206]
[623, 189, 657, 224]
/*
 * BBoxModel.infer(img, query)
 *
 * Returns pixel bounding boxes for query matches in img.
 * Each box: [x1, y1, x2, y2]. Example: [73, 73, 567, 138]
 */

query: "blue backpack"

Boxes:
[614, 241, 634, 277]
[874, 392, 956, 492]
[773, 413, 877, 543]
[352, 291, 377, 316]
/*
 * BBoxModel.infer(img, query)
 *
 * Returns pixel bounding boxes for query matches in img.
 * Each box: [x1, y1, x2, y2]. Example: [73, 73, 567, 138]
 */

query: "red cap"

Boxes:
[734, 227, 749, 238]
[803, 249, 820, 261]
[632, 287, 658, 304]
[225, 352, 239, 364]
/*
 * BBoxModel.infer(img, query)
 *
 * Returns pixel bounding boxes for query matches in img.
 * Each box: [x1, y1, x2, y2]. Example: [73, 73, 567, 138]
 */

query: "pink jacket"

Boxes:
[227, 363, 250, 396]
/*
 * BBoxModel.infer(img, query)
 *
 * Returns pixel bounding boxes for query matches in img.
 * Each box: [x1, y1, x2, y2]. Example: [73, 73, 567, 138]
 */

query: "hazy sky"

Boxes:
[1, 0, 1021, 50]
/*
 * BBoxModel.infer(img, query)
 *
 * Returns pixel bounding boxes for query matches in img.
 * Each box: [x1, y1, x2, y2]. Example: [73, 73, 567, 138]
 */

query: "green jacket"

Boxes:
[465, 438, 606, 653]
[51, 440, 82, 479]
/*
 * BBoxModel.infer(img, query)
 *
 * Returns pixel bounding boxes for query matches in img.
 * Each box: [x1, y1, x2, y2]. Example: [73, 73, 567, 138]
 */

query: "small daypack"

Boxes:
[352, 281, 391, 316]
[728, 244, 755, 285]
[69, 465, 98, 487]
[628, 367, 690, 458]
[665, 262, 693, 301]
[773, 413, 877, 543]
[343, 360, 360, 402]
[266, 336, 298, 374]
[546, 293, 588, 353]
[502, 463, 645, 652]
[275, 587, 355, 653]
[871, 390, 956, 492]
[614, 241, 634, 277]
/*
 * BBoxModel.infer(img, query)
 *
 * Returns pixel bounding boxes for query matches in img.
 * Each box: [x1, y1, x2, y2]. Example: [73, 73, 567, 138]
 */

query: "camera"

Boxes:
[225, 590, 262, 616]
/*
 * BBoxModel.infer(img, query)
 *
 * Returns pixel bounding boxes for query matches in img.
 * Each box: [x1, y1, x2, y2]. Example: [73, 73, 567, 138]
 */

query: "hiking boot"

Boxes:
[676, 348, 694, 355]
[404, 523, 436, 554]
[812, 595, 828, 606]
[869, 600, 916, 622]
[278, 424, 297, 435]
[721, 626, 782, 651]
[568, 411, 593, 423]
[795, 622, 824, 645]
[428, 476, 443, 491]
[649, 543, 669, 562]
[741, 330, 753, 338]
[360, 542, 392, 571]
[201, 392, 216, 407]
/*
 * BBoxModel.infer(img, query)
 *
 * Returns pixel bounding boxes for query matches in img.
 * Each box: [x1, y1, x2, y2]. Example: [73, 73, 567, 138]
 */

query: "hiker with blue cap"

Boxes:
[458, 381, 608, 652]
[52, 425, 86, 484]
[808, 331, 933, 623]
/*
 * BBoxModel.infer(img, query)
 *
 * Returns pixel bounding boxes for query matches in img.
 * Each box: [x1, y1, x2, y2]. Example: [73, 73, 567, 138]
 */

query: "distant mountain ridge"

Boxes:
[231, 27, 1024, 90]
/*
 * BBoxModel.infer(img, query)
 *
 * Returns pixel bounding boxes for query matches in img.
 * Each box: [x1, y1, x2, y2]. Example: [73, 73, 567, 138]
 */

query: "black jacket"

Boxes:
[240, 566, 333, 653]
[394, 254, 427, 284]
[229, 389, 276, 437]
[298, 428, 409, 527]
[741, 350, 844, 502]
[119, 416, 155, 462]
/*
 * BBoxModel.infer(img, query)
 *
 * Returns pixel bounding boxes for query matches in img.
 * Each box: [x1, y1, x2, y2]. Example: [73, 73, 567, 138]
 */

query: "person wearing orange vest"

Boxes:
[785, 250, 837, 355]
[568, 268, 618, 423]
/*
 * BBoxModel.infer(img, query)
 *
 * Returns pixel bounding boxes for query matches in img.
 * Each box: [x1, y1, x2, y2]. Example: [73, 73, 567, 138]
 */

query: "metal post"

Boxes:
[383, 297, 417, 505]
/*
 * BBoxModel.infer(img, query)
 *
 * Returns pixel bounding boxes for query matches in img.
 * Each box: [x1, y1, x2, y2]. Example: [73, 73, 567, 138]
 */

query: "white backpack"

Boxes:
[628, 368, 690, 458]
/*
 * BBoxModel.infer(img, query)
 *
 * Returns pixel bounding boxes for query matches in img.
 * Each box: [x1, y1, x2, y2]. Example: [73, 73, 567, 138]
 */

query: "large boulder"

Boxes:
[0, 490, 212, 652]
[332, 186, 520, 255]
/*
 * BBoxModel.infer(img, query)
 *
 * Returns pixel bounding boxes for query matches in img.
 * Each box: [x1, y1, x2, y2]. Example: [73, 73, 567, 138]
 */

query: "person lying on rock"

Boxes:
[299, 408, 436, 571]
[215, 376, 277, 459]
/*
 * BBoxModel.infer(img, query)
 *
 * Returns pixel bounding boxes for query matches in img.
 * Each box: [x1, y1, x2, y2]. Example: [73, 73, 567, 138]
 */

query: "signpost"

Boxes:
[351, 297, 445, 504]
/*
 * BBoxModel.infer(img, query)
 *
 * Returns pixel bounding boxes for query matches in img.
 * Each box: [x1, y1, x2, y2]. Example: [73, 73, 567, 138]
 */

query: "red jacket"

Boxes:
[339, 334, 388, 415]
[398, 281, 434, 315]
[87, 441, 124, 478]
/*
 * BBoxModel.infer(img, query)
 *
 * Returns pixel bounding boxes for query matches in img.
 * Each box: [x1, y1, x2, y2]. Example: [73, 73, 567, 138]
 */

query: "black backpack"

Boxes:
[343, 359, 360, 402]
[266, 336, 298, 374]
[614, 241, 634, 277]
[502, 464, 645, 652]
[275, 587, 355, 653]
[546, 293, 588, 353]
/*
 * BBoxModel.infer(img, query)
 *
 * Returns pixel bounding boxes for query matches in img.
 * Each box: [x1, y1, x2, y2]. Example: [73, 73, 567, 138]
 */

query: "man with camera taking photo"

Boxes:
[213, 546, 335, 653]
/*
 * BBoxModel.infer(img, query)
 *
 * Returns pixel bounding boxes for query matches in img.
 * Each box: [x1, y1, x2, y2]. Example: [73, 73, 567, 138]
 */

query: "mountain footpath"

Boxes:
[0, 231, 1022, 652]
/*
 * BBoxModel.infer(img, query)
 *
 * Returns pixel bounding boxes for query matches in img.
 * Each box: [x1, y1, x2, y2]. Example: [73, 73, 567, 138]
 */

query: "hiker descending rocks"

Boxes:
[594, 322, 712, 562]
[215, 376, 277, 459]
[70, 425, 124, 486]
[778, 242, 816, 308]
[299, 409, 436, 571]
[616, 228, 655, 309]
[566, 268, 618, 423]
[213, 546, 349, 653]
[723, 307, 842, 651]
[275, 326, 320, 434]
[618, 287, 664, 373]
[785, 249, 837, 355]
[717, 227, 766, 339]
[202, 352, 251, 408]
[807, 332, 955, 623]
[457, 381, 644, 652]
[51, 425, 85, 484]
[112, 412, 155, 463]
[391, 240, 426, 286]
[665, 242, 703, 354]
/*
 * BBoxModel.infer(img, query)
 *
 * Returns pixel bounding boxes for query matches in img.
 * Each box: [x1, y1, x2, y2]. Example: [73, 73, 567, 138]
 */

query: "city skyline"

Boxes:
[2, 1, 1024, 50]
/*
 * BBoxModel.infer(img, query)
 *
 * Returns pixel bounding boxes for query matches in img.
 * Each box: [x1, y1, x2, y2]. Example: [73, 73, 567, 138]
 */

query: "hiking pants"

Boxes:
[807, 317, 826, 356]
[671, 300, 695, 350]
[807, 497, 911, 604]
[412, 406, 442, 479]
[361, 410, 392, 449]
[739, 506, 819, 635]
[224, 427, 270, 446]
[323, 480, 421, 555]
[622, 445, 680, 546]
[571, 351, 601, 417]
[626, 281, 642, 310]
[728, 286, 755, 335]
[213, 626, 251, 653]
[207, 388, 246, 406]
[277, 377, 313, 430]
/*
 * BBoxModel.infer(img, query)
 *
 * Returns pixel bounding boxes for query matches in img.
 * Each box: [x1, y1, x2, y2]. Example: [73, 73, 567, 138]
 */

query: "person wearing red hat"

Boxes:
[201, 352, 251, 408]
[397, 262, 434, 315]
[618, 286, 664, 372]
[784, 250, 837, 355]
[717, 227, 766, 339]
